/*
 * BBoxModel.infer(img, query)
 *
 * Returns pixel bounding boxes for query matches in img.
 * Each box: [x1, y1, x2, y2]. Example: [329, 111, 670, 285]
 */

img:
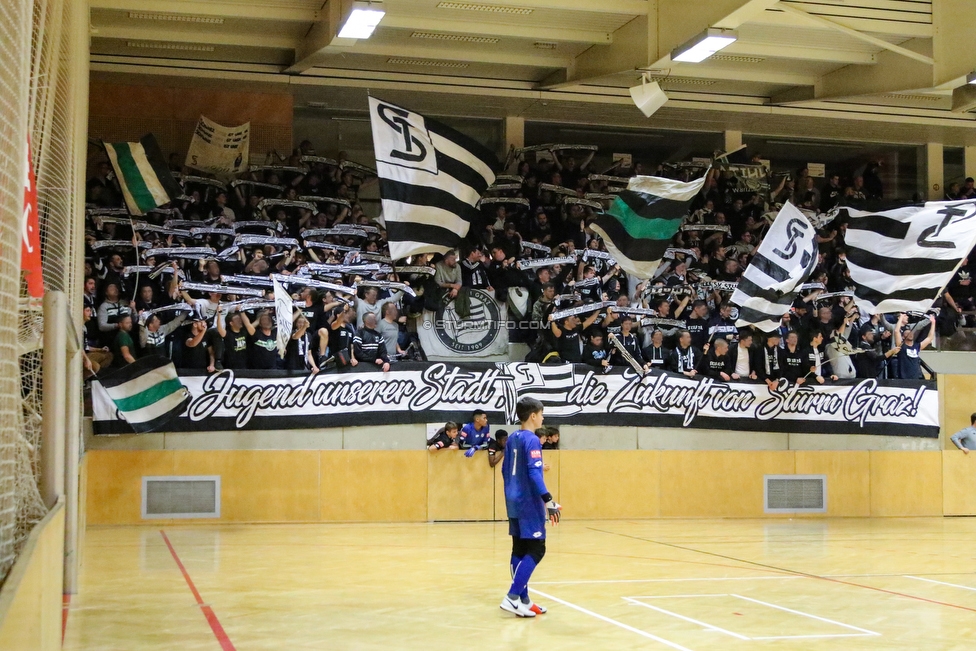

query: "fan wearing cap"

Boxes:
[856, 324, 900, 379]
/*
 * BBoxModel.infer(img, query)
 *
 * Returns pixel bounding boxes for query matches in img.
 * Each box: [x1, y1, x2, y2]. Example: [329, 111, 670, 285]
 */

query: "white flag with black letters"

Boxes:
[732, 202, 818, 331]
[368, 97, 498, 260]
[840, 200, 976, 314]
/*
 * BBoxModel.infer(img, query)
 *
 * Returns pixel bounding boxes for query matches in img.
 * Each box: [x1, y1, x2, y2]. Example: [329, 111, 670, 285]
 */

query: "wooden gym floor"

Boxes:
[64, 518, 976, 650]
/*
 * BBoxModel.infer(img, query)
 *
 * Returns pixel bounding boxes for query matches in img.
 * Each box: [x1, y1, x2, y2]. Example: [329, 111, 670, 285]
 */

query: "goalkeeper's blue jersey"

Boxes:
[501, 429, 548, 532]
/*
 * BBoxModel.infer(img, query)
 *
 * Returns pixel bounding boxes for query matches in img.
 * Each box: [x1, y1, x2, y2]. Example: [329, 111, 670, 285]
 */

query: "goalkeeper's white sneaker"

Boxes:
[500, 595, 536, 617]
[529, 602, 547, 615]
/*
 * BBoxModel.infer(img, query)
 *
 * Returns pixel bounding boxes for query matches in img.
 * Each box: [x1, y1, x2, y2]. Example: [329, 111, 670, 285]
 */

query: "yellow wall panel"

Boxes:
[173, 451, 320, 522]
[0, 503, 64, 651]
[794, 451, 871, 517]
[870, 451, 943, 516]
[428, 450, 495, 520]
[86, 450, 175, 525]
[942, 375, 976, 446]
[560, 451, 660, 519]
[942, 450, 976, 515]
[321, 451, 427, 522]
[660, 451, 795, 518]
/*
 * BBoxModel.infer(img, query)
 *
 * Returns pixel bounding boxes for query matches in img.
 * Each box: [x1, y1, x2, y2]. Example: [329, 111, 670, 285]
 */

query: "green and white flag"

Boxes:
[103, 134, 183, 216]
[98, 356, 190, 433]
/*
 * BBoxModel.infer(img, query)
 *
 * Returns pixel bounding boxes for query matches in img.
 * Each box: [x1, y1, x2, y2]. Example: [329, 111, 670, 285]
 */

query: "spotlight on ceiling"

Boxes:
[672, 28, 737, 64]
[338, 1, 385, 39]
[629, 75, 669, 118]
[967, 71, 976, 85]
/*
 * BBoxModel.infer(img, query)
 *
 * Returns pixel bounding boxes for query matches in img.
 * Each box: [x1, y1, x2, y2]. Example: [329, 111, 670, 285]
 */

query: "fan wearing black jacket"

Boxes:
[780, 331, 806, 384]
[582, 330, 611, 370]
[667, 329, 701, 378]
[756, 331, 783, 389]
[697, 338, 733, 381]
[727, 331, 760, 380]
[610, 315, 647, 370]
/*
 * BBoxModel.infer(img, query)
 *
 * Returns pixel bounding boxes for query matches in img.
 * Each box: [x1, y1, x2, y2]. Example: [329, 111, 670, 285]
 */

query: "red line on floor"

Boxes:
[62, 593, 70, 642]
[160, 530, 236, 651]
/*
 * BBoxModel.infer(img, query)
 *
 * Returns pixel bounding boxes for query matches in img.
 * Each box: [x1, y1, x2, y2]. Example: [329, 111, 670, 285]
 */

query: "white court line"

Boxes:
[729, 594, 881, 638]
[528, 588, 695, 651]
[627, 595, 729, 600]
[906, 576, 976, 592]
[532, 576, 803, 585]
[623, 596, 750, 641]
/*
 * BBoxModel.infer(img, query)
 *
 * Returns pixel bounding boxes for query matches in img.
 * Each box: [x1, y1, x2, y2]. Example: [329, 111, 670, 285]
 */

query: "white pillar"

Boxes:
[40, 290, 66, 507]
[64, 0, 90, 595]
[724, 130, 743, 155]
[923, 142, 944, 201]
[965, 145, 976, 181]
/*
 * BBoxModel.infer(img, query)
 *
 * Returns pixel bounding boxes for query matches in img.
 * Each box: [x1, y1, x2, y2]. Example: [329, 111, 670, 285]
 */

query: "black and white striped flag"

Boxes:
[732, 203, 818, 331]
[369, 97, 498, 260]
[840, 200, 976, 314]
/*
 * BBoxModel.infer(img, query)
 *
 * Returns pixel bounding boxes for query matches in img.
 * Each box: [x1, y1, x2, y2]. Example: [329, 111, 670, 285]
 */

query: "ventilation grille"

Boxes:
[534, 41, 558, 49]
[388, 57, 469, 68]
[764, 475, 826, 513]
[412, 32, 499, 43]
[437, 2, 534, 14]
[651, 77, 718, 87]
[129, 12, 224, 24]
[709, 54, 766, 64]
[142, 476, 221, 519]
[127, 41, 215, 52]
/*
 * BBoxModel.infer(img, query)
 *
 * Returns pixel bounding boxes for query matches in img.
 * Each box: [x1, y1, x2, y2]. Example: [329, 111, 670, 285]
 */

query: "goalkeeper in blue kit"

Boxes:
[500, 397, 562, 618]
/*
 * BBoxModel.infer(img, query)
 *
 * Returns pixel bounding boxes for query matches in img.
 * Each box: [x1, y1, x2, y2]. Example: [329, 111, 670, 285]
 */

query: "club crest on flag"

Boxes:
[372, 101, 437, 175]
[434, 288, 502, 354]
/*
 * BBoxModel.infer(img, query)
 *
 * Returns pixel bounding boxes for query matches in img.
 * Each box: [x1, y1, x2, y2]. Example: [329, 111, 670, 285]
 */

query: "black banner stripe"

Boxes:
[735, 305, 784, 325]
[435, 151, 490, 196]
[736, 276, 795, 306]
[426, 118, 499, 174]
[847, 214, 911, 239]
[592, 214, 671, 263]
[847, 245, 960, 276]
[379, 179, 481, 225]
[140, 134, 184, 201]
[854, 283, 942, 306]
[615, 190, 690, 221]
[127, 396, 191, 433]
[98, 354, 173, 389]
[749, 253, 791, 283]
[385, 223, 461, 250]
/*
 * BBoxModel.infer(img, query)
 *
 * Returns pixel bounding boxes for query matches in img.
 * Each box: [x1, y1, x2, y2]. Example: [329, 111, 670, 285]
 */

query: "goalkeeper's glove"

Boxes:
[464, 447, 477, 458]
[545, 499, 562, 525]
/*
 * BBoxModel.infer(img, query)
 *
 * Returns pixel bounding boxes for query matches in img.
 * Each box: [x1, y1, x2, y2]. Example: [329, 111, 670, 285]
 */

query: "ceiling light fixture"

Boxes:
[967, 72, 976, 85]
[671, 28, 737, 63]
[338, 1, 385, 39]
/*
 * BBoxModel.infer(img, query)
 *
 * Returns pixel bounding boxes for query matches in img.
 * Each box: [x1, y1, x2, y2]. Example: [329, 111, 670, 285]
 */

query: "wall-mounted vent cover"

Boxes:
[764, 475, 826, 513]
[142, 476, 220, 519]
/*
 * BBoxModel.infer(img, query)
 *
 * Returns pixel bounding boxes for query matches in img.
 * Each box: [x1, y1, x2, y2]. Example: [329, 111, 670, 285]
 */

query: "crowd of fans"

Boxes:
[82, 138, 968, 383]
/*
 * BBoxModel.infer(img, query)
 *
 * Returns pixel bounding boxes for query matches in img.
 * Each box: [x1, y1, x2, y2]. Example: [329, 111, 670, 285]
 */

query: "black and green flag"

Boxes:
[591, 174, 707, 279]
[103, 134, 183, 216]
